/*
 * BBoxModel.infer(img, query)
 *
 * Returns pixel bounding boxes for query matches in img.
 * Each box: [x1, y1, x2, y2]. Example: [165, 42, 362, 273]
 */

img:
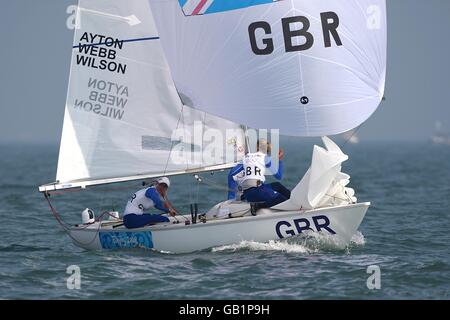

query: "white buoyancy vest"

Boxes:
[241, 152, 267, 184]
[124, 187, 159, 216]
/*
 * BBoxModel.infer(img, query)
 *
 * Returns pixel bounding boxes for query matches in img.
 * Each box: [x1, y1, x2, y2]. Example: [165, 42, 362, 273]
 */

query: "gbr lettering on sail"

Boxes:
[248, 12, 342, 55]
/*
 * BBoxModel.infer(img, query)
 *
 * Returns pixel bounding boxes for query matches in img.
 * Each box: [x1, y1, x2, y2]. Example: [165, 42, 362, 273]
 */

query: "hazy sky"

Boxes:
[0, 0, 449, 144]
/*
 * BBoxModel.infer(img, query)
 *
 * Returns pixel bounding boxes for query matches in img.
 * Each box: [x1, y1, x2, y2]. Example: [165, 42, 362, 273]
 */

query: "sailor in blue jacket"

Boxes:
[227, 139, 290, 213]
[123, 177, 178, 229]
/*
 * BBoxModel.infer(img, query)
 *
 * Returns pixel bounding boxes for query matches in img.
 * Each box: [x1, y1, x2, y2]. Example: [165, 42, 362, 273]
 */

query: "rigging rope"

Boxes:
[193, 174, 234, 193]
[44, 193, 123, 247]
[340, 125, 363, 150]
[339, 96, 386, 150]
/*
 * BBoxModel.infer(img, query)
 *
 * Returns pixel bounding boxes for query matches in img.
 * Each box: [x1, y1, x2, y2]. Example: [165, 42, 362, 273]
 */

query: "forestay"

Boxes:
[150, 0, 387, 136]
[47, 0, 246, 192]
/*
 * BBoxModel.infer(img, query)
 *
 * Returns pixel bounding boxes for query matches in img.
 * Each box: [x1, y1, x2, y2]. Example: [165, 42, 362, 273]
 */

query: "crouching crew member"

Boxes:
[123, 177, 177, 229]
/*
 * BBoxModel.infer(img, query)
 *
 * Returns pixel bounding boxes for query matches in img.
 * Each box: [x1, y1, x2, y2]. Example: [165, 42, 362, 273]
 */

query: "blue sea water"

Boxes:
[0, 140, 449, 299]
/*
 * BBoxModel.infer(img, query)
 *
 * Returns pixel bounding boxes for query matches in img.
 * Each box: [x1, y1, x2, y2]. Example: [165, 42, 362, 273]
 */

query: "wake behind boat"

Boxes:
[39, 0, 386, 254]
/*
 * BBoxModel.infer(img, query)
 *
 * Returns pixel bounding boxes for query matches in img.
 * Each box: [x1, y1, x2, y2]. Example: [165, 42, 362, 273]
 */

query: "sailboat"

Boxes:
[431, 121, 450, 146]
[39, 0, 386, 253]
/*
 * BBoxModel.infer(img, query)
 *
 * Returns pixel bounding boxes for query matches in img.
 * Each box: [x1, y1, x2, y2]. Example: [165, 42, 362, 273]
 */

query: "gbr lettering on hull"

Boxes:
[249, 12, 343, 55]
[275, 215, 337, 239]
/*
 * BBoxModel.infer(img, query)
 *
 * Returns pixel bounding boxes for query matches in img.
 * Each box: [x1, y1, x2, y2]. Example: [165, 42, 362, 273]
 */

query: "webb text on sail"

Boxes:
[73, 78, 129, 121]
[75, 32, 127, 75]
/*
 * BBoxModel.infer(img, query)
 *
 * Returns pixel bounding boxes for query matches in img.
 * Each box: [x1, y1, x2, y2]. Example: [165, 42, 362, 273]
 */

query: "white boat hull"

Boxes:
[68, 203, 369, 254]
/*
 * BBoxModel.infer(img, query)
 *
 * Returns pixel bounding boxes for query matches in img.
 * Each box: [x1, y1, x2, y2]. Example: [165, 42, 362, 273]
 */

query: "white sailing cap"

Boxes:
[156, 177, 171, 188]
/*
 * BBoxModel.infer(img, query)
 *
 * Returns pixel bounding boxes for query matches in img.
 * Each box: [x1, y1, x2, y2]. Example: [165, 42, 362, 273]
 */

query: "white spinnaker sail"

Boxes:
[151, 0, 387, 136]
[52, 0, 245, 191]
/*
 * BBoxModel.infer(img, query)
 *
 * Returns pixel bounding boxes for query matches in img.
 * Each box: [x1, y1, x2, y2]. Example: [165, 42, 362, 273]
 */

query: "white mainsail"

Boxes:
[42, 0, 246, 192]
[150, 0, 387, 136]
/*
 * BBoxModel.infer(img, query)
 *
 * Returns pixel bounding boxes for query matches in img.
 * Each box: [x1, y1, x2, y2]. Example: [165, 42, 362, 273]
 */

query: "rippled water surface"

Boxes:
[0, 140, 449, 299]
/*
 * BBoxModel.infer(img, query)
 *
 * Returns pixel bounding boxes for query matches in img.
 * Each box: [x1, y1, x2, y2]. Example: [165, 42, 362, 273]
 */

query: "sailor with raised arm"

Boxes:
[238, 139, 291, 215]
[123, 177, 178, 229]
